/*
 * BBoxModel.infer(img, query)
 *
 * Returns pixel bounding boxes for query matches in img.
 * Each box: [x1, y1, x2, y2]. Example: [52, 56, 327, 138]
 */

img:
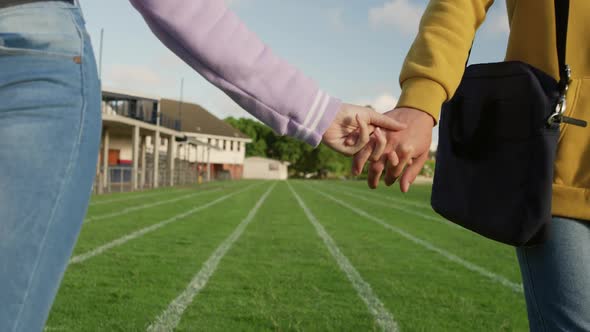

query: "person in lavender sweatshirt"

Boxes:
[0, 0, 404, 331]
[128, 0, 405, 155]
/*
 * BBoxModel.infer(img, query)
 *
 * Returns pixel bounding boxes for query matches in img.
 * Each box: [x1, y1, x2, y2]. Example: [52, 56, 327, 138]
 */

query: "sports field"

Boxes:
[46, 180, 528, 331]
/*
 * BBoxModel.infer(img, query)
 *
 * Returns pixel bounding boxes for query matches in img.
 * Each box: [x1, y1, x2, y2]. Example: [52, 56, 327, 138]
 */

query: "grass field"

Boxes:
[46, 180, 529, 331]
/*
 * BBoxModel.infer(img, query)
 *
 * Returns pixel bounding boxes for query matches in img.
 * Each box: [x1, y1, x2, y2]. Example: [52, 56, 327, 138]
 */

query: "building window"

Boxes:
[208, 138, 211, 145]
[230, 141, 234, 151]
[269, 163, 279, 171]
[223, 140, 227, 150]
[237, 142, 241, 152]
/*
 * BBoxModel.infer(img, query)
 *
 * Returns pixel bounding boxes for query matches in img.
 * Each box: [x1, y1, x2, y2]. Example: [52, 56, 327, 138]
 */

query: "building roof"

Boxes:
[160, 99, 250, 139]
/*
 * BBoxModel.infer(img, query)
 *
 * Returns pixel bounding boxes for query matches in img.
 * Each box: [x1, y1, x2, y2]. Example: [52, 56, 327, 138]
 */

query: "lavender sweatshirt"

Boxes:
[129, 0, 341, 146]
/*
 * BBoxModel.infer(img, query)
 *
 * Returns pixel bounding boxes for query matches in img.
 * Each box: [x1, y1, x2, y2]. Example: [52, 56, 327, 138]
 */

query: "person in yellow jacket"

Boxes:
[352, 0, 590, 330]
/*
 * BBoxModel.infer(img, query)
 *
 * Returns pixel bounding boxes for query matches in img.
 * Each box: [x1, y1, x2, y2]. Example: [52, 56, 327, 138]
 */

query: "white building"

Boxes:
[97, 89, 252, 192]
[160, 98, 251, 180]
[243, 157, 290, 180]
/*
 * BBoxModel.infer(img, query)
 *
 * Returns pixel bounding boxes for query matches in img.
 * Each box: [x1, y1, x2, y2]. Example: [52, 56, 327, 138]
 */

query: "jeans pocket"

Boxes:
[0, 6, 82, 58]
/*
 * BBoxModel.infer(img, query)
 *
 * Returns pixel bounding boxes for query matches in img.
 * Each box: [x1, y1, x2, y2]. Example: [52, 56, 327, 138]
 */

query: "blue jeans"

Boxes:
[0, 2, 101, 331]
[517, 217, 590, 331]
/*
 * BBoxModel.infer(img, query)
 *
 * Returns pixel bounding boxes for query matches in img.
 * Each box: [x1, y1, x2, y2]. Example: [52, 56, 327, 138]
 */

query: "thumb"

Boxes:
[368, 112, 407, 131]
[355, 114, 371, 149]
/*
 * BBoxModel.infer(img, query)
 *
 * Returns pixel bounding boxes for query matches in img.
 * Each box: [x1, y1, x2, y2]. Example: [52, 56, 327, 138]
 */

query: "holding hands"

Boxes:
[325, 106, 435, 192]
[322, 103, 408, 156]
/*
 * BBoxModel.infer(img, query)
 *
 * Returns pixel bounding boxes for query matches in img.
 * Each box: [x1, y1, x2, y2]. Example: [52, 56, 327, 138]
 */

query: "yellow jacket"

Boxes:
[398, 0, 590, 221]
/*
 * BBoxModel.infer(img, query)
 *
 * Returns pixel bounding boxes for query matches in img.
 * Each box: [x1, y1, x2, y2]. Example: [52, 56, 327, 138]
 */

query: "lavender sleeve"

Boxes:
[129, 0, 341, 146]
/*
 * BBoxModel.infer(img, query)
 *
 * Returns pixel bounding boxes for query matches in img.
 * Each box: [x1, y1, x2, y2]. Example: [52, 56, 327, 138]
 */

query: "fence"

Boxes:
[93, 155, 207, 194]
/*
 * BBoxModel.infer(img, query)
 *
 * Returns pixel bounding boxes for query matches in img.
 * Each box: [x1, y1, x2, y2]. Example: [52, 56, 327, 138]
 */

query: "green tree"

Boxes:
[225, 117, 271, 157]
[225, 117, 353, 178]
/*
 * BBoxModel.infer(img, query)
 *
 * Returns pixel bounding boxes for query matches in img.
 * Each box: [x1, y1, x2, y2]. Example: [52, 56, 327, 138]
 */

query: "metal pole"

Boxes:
[167, 136, 175, 187]
[97, 136, 103, 194]
[102, 128, 110, 190]
[140, 136, 146, 189]
[207, 147, 211, 182]
[185, 144, 189, 185]
[178, 78, 184, 130]
[132, 126, 140, 191]
[153, 103, 161, 188]
[201, 145, 205, 183]
[107, 168, 111, 193]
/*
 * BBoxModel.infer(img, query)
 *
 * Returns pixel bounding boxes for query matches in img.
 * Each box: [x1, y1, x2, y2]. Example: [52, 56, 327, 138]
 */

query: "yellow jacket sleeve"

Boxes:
[397, 0, 495, 122]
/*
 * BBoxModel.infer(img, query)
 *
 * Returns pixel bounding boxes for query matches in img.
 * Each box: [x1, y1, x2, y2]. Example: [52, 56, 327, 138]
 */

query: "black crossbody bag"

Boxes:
[431, 0, 587, 247]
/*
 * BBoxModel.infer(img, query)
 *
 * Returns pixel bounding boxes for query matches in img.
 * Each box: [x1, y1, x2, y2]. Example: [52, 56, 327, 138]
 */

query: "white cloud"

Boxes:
[372, 93, 399, 113]
[356, 93, 398, 113]
[369, 0, 424, 35]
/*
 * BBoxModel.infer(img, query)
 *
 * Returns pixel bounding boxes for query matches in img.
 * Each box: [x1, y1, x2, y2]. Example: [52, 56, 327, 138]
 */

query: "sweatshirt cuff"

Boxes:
[397, 78, 448, 124]
[286, 96, 341, 147]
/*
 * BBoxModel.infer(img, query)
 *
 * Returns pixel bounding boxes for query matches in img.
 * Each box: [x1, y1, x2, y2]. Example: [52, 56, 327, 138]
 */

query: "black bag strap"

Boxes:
[555, 0, 570, 93]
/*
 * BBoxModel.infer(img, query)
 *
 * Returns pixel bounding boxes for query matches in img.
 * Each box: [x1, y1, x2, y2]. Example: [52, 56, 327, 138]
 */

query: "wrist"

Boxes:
[390, 107, 436, 127]
[419, 110, 436, 127]
[398, 78, 447, 123]
[314, 97, 342, 147]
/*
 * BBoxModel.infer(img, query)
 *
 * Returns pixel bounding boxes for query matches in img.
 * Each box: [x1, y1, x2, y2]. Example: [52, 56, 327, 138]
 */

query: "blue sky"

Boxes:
[81, 0, 511, 147]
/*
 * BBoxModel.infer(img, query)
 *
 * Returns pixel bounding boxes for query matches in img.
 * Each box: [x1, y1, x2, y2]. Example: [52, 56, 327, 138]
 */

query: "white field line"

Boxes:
[288, 183, 398, 332]
[146, 183, 276, 332]
[323, 182, 431, 209]
[89, 189, 189, 206]
[305, 185, 523, 293]
[85, 188, 221, 223]
[317, 184, 461, 230]
[89, 182, 233, 206]
[69, 183, 262, 265]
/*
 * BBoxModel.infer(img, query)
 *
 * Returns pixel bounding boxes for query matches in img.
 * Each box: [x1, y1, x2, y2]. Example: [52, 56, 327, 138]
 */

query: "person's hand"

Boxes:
[352, 107, 434, 191]
[322, 103, 407, 156]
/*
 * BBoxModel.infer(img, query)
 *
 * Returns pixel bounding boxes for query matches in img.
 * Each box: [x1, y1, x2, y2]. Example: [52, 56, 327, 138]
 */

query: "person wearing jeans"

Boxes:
[0, 1, 404, 331]
[516, 217, 590, 331]
[0, 1, 102, 331]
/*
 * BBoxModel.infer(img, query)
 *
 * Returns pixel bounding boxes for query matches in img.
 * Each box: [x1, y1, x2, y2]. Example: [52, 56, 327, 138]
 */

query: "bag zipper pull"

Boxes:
[561, 115, 588, 127]
[547, 65, 586, 128]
